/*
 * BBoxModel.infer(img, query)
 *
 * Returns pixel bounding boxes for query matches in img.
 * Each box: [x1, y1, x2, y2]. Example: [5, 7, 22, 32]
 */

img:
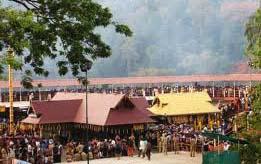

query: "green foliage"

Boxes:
[0, 55, 23, 71]
[230, 127, 261, 163]
[249, 84, 261, 131]
[0, 57, 4, 75]
[237, 7, 261, 164]
[0, 0, 132, 78]
[0, 51, 22, 81]
[245, 9, 261, 68]
[231, 143, 260, 164]
[0, 74, 7, 80]
[77, 76, 89, 86]
[20, 70, 33, 89]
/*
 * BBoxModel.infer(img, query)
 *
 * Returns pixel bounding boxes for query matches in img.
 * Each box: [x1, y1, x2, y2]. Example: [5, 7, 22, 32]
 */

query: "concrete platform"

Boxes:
[62, 151, 202, 164]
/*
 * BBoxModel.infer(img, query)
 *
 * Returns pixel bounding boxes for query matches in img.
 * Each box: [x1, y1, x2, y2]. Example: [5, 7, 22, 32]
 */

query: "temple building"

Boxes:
[149, 91, 221, 130]
[21, 92, 155, 141]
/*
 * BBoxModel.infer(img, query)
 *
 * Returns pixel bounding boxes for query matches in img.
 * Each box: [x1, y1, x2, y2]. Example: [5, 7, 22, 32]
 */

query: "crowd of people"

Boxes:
[150, 123, 233, 156]
[0, 133, 152, 163]
[0, 122, 236, 163]
[65, 133, 152, 162]
[0, 135, 63, 163]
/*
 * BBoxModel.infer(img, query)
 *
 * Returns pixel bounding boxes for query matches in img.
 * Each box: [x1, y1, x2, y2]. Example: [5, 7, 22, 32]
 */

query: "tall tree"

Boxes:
[237, 8, 261, 164]
[245, 9, 261, 68]
[245, 9, 261, 127]
[0, 0, 132, 79]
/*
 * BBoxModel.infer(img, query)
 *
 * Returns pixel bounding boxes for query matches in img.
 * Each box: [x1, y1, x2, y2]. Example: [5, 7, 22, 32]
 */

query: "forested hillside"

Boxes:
[8, 0, 259, 78]
[86, 0, 257, 77]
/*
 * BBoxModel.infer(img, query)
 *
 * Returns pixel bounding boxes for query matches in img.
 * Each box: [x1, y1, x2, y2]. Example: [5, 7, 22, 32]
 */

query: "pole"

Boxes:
[246, 114, 249, 131]
[218, 135, 219, 155]
[233, 81, 236, 99]
[223, 82, 225, 97]
[212, 81, 215, 98]
[0, 88, 2, 102]
[86, 70, 89, 164]
[19, 88, 22, 101]
[249, 67, 252, 89]
[8, 47, 14, 135]
[237, 132, 239, 151]
[39, 87, 41, 101]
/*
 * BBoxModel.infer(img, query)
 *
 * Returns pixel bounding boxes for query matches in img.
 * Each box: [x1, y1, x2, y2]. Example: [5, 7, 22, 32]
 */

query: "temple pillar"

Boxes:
[19, 88, 22, 101]
[142, 88, 146, 97]
[194, 119, 197, 131]
[208, 114, 212, 130]
[39, 126, 43, 138]
[198, 116, 202, 131]
[217, 117, 220, 128]
[154, 88, 159, 96]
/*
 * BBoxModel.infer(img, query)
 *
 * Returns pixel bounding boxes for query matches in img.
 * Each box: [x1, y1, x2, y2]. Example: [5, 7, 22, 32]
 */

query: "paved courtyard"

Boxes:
[62, 151, 202, 164]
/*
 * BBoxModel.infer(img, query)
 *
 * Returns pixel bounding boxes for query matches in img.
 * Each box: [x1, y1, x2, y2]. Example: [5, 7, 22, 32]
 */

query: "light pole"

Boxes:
[80, 59, 92, 164]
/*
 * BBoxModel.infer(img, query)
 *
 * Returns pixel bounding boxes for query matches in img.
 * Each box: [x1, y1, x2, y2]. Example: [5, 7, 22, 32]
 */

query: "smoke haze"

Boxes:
[2, 0, 259, 79]
[85, 0, 258, 77]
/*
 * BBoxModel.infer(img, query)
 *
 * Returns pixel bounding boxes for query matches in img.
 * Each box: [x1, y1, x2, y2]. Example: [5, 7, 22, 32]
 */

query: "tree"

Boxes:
[249, 84, 261, 131]
[245, 8, 261, 131]
[0, 49, 23, 80]
[245, 9, 261, 68]
[236, 8, 261, 164]
[20, 70, 33, 89]
[37, 83, 43, 101]
[0, 0, 132, 79]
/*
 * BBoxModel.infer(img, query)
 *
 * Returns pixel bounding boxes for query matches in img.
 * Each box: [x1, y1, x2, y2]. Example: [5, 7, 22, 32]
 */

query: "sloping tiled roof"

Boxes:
[30, 99, 82, 124]
[52, 92, 124, 125]
[129, 97, 154, 117]
[149, 92, 220, 116]
[105, 107, 155, 126]
[21, 116, 40, 124]
[23, 92, 155, 126]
